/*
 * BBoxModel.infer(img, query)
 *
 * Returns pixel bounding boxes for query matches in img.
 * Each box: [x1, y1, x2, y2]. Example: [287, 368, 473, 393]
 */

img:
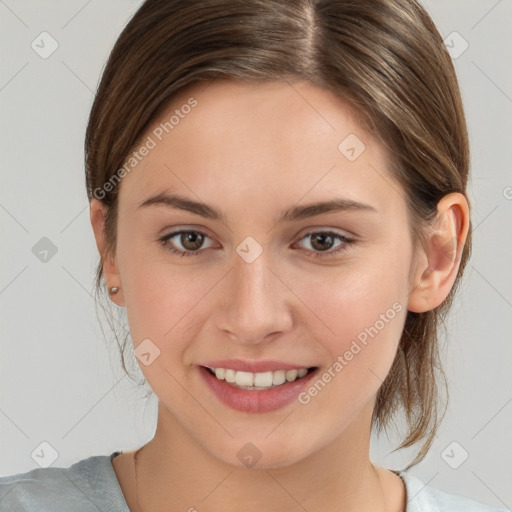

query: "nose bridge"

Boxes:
[217, 247, 292, 343]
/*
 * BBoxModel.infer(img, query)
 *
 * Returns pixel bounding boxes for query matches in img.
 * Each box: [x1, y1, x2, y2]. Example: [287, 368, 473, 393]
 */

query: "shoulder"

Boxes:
[399, 472, 510, 512]
[0, 451, 128, 512]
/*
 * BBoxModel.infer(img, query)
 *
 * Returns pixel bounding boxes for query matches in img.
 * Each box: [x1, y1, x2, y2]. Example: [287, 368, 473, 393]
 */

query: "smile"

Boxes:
[205, 366, 311, 390]
[208, 368, 308, 390]
[199, 365, 319, 413]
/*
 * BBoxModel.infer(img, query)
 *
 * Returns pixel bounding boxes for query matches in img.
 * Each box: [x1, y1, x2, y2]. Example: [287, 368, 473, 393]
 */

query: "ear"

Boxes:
[408, 192, 470, 313]
[89, 199, 125, 307]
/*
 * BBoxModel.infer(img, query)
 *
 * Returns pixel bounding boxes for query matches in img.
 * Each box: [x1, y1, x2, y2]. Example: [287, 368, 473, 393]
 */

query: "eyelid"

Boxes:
[296, 225, 356, 240]
[158, 224, 216, 238]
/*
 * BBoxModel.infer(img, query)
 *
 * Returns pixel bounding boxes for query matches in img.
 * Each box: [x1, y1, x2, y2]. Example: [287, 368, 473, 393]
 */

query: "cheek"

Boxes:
[116, 234, 217, 352]
[119, 263, 223, 400]
[295, 258, 408, 395]
[298, 254, 407, 336]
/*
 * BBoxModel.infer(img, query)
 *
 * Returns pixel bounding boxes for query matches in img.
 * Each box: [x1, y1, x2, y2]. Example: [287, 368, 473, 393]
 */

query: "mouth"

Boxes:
[198, 364, 319, 413]
[203, 366, 317, 390]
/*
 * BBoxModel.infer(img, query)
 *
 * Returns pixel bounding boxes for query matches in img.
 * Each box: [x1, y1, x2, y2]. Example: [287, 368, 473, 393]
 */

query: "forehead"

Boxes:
[118, 79, 402, 217]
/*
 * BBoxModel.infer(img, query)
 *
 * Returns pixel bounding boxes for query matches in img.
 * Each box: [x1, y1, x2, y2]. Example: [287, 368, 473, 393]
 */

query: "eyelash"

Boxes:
[158, 230, 355, 259]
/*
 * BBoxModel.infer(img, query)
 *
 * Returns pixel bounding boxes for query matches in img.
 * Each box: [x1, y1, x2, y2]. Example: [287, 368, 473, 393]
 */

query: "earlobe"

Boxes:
[89, 199, 125, 307]
[407, 193, 470, 313]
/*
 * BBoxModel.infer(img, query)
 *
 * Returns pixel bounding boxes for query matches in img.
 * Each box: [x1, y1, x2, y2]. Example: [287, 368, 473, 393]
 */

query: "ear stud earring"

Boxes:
[109, 286, 120, 295]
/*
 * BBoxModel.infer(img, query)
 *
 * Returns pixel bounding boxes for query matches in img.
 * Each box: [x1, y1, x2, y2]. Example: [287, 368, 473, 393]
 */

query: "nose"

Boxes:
[214, 249, 293, 345]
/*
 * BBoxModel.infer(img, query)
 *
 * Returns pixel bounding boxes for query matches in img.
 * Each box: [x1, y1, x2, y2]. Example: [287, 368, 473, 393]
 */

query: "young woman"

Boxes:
[1, 1, 508, 511]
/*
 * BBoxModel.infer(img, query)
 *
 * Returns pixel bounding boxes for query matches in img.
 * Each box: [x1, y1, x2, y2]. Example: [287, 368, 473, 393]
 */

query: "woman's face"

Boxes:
[104, 79, 418, 468]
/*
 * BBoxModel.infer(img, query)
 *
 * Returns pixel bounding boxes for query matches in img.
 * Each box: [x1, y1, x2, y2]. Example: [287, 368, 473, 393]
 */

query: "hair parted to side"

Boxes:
[85, 0, 471, 469]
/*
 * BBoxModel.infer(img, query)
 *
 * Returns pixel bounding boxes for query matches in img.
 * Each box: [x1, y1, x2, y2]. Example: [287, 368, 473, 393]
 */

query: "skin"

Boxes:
[90, 78, 469, 512]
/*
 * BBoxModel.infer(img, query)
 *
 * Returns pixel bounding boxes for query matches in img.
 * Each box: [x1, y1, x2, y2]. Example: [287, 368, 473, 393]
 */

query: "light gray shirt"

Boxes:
[0, 451, 509, 511]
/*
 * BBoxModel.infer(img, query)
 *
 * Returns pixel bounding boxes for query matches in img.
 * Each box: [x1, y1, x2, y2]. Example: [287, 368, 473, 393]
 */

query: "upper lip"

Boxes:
[200, 359, 316, 373]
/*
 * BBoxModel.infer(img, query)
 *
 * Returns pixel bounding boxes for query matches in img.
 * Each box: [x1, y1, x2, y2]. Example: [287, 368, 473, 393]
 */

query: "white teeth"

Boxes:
[253, 371, 273, 387]
[208, 366, 311, 389]
[272, 370, 286, 385]
[286, 369, 297, 382]
[235, 371, 253, 387]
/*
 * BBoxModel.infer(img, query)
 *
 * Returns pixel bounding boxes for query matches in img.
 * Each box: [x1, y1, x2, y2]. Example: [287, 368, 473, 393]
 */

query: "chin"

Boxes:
[205, 436, 311, 470]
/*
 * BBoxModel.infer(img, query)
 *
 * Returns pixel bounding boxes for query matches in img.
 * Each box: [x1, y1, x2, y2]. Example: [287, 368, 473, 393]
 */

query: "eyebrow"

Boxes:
[137, 191, 377, 224]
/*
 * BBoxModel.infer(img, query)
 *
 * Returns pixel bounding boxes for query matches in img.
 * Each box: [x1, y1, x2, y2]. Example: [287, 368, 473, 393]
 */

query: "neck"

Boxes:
[134, 401, 398, 512]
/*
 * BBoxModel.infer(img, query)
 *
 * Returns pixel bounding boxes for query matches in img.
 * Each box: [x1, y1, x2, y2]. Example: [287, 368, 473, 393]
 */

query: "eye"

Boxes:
[295, 230, 355, 258]
[158, 230, 215, 257]
[158, 229, 355, 259]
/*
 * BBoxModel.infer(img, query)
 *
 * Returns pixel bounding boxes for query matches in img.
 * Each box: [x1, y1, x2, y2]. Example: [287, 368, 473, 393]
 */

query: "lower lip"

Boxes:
[198, 366, 318, 413]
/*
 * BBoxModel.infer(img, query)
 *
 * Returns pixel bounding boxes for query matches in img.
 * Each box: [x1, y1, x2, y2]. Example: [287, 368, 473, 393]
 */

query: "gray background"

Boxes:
[1, 0, 511, 508]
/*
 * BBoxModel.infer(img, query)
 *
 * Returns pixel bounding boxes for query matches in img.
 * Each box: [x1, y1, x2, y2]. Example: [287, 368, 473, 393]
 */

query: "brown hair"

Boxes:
[85, 0, 471, 468]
